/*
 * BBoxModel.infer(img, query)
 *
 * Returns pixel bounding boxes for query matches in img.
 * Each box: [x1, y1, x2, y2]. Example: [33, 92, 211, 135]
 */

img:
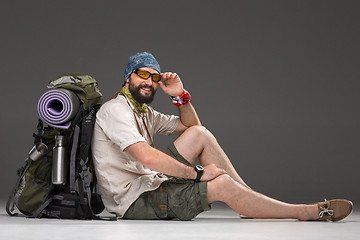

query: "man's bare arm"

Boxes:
[173, 102, 201, 134]
[157, 72, 201, 134]
[125, 142, 226, 181]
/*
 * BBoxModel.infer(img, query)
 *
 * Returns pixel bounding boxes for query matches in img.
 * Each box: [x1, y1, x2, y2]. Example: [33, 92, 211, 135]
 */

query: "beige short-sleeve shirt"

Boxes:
[92, 95, 180, 217]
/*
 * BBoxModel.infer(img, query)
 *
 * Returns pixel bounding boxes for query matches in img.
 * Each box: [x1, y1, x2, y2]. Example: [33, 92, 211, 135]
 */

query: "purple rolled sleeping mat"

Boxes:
[37, 89, 80, 129]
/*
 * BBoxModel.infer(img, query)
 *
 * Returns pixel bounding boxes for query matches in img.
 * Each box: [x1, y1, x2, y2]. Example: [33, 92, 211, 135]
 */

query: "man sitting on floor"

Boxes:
[92, 52, 353, 221]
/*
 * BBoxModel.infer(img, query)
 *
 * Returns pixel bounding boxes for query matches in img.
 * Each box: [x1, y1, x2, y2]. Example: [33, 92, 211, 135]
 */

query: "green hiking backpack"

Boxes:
[6, 73, 107, 219]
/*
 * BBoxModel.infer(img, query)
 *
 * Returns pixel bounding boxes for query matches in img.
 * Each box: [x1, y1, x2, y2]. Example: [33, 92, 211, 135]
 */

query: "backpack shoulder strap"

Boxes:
[69, 125, 81, 193]
[76, 107, 97, 216]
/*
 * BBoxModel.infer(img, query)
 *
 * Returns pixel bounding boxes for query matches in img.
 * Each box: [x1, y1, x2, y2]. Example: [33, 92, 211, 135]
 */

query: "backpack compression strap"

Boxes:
[6, 159, 33, 216]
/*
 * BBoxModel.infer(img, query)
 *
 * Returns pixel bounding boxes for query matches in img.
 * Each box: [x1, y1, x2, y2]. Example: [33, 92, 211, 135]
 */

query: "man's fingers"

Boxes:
[159, 81, 167, 87]
[161, 72, 170, 80]
[158, 81, 166, 90]
[161, 72, 179, 80]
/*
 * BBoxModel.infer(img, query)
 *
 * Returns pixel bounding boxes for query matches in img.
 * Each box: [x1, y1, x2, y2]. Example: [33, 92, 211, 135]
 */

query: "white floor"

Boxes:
[0, 202, 359, 240]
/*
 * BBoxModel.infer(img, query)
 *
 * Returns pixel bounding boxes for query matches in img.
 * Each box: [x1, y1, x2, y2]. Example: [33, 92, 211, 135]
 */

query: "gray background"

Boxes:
[1, 0, 359, 204]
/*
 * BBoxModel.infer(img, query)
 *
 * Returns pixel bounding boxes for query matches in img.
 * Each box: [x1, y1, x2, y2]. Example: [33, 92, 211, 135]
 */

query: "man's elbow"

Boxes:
[183, 120, 202, 128]
[137, 155, 154, 166]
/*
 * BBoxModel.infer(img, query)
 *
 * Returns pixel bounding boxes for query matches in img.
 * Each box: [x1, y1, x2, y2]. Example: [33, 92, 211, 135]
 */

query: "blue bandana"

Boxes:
[123, 52, 161, 83]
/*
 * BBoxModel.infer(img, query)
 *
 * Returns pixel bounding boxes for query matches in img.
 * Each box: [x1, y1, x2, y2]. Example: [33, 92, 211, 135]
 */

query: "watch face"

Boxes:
[196, 165, 204, 171]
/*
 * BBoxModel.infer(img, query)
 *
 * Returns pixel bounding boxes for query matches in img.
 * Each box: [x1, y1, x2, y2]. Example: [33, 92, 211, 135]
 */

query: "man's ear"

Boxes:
[124, 78, 130, 87]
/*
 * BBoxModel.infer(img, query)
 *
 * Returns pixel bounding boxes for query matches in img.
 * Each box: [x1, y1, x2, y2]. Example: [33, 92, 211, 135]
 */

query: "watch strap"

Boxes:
[195, 165, 204, 182]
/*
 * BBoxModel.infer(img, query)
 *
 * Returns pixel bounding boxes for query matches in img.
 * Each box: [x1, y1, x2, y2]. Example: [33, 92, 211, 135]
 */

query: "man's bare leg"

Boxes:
[174, 126, 251, 188]
[207, 174, 319, 220]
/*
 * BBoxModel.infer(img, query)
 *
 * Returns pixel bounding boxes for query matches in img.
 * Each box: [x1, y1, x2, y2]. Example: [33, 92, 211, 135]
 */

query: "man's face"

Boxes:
[126, 67, 159, 104]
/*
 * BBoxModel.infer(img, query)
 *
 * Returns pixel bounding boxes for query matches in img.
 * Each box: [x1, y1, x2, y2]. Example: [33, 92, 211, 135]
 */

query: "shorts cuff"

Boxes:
[166, 143, 192, 167]
[199, 181, 211, 211]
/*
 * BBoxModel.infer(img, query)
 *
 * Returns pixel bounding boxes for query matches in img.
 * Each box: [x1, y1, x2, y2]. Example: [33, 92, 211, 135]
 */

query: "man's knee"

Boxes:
[183, 125, 215, 141]
[210, 174, 234, 187]
[207, 174, 236, 203]
[174, 126, 217, 163]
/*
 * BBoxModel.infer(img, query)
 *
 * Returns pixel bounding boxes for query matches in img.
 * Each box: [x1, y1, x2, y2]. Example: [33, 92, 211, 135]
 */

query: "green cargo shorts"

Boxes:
[123, 143, 211, 221]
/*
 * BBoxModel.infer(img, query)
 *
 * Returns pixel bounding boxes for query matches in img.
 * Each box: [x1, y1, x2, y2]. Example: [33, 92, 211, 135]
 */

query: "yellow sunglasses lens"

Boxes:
[136, 70, 151, 79]
[152, 74, 161, 82]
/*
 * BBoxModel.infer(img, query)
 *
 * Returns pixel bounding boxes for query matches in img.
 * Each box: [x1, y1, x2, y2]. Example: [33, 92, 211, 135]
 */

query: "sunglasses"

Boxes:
[133, 69, 162, 82]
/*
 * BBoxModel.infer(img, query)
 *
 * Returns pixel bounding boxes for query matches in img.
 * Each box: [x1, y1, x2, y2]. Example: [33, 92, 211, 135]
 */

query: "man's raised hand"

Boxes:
[158, 72, 184, 97]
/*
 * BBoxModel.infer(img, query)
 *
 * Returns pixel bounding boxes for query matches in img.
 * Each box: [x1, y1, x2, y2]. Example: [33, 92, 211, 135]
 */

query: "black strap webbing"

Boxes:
[30, 196, 54, 218]
[80, 159, 92, 207]
[79, 108, 96, 165]
[70, 125, 80, 193]
[32, 119, 43, 144]
[6, 159, 32, 216]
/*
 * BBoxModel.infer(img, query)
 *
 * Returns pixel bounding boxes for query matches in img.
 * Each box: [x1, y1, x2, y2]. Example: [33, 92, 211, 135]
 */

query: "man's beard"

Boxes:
[128, 79, 156, 104]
